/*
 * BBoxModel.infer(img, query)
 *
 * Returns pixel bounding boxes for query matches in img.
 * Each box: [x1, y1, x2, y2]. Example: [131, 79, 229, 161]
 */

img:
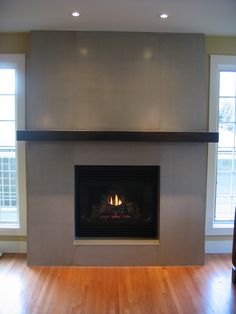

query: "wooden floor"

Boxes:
[0, 254, 235, 314]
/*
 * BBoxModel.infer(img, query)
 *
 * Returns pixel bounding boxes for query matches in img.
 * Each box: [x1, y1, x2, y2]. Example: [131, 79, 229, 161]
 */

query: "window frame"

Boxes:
[206, 55, 236, 236]
[0, 54, 26, 236]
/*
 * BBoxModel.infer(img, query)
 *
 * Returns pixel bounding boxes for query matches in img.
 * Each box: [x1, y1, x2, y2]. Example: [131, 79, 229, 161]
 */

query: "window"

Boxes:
[206, 55, 236, 235]
[0, 55, 26, 235]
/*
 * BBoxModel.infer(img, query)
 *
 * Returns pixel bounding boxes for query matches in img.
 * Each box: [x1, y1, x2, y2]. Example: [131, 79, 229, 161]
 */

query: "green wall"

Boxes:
[206, 36, 236, 55]
[205, 36, 236, 101]
[0, 33, 29, 53]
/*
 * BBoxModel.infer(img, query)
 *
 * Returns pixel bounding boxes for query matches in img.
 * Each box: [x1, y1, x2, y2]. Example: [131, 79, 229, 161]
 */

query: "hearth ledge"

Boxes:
[74, 239, 160, 245]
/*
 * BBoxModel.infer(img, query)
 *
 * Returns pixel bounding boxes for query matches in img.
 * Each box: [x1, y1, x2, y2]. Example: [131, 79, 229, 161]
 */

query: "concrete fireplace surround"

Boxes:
[25, 31, 207, 266]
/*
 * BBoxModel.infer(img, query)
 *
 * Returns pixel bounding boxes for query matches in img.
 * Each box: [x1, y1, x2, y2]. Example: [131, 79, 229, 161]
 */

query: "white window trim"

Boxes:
[206, 55, 236, 236]
[0, 54, 27, 236]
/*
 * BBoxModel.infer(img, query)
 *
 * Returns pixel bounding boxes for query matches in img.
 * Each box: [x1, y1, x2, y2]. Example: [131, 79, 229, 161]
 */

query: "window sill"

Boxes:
[206, 223, 233, 236]
[213, 222, 234, 229]
[0, 223, 19, 228]
[0, 224, 26, 236]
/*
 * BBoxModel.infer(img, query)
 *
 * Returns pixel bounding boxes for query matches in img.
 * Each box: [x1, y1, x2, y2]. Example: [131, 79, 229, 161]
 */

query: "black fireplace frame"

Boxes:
[74, 165, 160, 239]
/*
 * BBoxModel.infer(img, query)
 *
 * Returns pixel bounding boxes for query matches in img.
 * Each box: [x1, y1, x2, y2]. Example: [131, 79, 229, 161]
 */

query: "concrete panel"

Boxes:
[159, 143, 206, 265]
[74, 244, 160, 266]
[26, 31, 77, 130]
[27, 143, 74, 265]
[72, 142, 161, 165]
[75, 32, 161, 130]
[159, 34, 206, 131]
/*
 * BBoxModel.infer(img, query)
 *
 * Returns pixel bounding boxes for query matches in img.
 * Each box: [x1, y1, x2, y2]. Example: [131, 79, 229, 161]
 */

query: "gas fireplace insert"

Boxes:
[74, 165, 160, 238]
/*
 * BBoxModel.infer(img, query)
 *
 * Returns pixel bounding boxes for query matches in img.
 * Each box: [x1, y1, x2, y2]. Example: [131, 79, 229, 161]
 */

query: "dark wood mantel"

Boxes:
[17, 130, 218, 143]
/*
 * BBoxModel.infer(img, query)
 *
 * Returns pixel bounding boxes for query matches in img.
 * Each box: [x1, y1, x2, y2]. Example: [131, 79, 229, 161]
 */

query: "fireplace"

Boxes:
[74, 165, 160, 238]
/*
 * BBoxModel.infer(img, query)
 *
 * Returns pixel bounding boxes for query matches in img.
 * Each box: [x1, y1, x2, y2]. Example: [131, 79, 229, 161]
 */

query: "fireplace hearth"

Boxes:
[74, 166, 160, 238]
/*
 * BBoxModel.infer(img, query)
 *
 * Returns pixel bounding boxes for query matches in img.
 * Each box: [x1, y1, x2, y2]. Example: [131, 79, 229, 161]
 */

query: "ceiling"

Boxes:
[0, 0, 236, 35]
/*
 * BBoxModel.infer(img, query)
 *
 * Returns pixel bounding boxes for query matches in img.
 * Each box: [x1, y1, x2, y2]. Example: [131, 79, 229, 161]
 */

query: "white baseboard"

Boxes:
[205, 239, 233, 253]
[0, 241, 26, 253]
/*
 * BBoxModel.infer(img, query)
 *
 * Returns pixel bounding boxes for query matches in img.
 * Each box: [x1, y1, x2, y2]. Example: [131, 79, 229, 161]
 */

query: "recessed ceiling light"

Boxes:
[160, 13, 168, 19]
[72, 11, 80, 17]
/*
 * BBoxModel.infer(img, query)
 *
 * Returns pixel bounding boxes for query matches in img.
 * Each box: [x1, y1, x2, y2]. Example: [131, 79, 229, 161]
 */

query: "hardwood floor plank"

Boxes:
[0, 254, 235, 314]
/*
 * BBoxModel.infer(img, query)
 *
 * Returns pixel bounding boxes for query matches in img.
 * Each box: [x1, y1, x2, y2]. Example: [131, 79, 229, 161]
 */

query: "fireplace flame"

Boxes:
[108, 194, 122, 206]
